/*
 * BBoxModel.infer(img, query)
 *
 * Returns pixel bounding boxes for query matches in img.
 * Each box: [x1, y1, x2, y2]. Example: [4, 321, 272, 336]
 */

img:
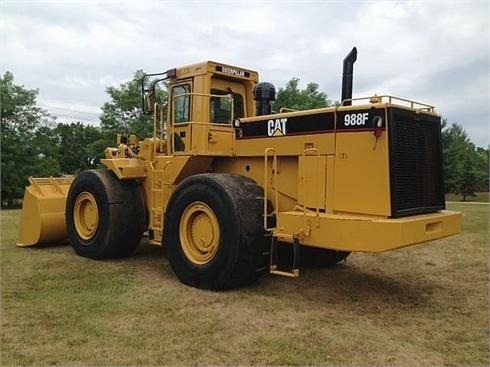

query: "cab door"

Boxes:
[169, 81, 192, 153]
[203, 78, 246, 155]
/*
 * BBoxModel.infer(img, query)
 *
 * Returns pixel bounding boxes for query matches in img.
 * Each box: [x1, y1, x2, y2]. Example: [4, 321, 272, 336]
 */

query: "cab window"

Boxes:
[172, 84, 191, 123]
[210, 89, 244, 124]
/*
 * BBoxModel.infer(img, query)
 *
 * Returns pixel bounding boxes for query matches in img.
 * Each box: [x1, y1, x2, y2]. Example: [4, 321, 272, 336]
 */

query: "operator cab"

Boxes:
[143, 61, 258, 156]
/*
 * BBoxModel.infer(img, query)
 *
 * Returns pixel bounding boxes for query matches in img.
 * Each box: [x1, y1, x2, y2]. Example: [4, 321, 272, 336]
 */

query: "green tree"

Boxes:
[272, 78, 332, 112]
[32, 125, 61, 177]
[442, 121, 488, 200]
[54, 122, 104, 174]
[0, 71, 58, 207]
[474, 147, 489, 192]
[442, 122, 469, 194]
[100, 70, 167, 141]
[455, 144, 479, 201]
[84, 124, 107, 168]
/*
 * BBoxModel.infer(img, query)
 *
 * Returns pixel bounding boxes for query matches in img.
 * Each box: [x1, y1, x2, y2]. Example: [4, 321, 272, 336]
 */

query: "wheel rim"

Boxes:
[179, 201, 220, 265]
[74, 192, 99, 240]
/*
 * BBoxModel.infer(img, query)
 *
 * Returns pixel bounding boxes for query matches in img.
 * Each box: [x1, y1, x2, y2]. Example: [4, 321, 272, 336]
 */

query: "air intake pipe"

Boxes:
[341, 47, 357, 106]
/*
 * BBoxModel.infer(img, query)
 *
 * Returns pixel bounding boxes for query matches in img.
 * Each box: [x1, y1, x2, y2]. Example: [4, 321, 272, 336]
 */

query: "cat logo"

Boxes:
[267, 118, 287, 137]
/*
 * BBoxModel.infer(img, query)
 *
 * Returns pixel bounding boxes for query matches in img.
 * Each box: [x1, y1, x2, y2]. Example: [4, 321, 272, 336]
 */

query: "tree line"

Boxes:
[1, 71, 488, 207]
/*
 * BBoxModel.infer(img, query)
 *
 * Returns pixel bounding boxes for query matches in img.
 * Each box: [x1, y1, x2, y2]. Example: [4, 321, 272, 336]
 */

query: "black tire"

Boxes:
[300, 246, 350, 268]
[164, 173, 268, 290]
[65, 169, 146, 259]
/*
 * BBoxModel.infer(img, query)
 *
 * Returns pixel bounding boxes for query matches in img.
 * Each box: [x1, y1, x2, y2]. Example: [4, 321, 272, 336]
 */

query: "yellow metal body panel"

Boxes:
[235, 133, 335, 157]
[100, 158, 147, 179]
[298, 154, 327, 210]
[333, 129, 391, 216]
[275, 210, 462, 252]
[190, 123, 235, 156]
[213, 156, 299, 211]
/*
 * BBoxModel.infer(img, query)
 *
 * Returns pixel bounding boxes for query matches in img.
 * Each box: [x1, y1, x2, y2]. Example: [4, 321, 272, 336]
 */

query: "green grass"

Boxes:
[1, 203, 489, 366]
[446, 191, 489, 202]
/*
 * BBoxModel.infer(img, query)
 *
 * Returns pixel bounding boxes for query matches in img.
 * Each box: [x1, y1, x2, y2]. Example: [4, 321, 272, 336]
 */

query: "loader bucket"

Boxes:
[17, 176, 74, 247]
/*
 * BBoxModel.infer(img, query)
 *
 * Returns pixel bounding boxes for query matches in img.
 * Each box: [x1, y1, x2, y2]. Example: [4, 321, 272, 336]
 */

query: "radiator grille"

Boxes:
[388, 108, 445, 217]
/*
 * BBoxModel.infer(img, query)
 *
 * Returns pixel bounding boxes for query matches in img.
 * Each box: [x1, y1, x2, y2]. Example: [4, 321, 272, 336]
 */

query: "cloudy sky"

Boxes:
[1, 0, 489, 147]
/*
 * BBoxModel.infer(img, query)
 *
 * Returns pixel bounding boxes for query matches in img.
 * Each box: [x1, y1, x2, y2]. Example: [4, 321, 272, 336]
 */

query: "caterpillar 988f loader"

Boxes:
[17, 48, 461, 289]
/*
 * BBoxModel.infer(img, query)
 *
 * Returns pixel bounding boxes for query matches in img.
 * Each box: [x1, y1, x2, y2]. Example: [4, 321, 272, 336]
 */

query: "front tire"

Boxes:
[66, 169, 146, 259]
[164, 173, 267, 290]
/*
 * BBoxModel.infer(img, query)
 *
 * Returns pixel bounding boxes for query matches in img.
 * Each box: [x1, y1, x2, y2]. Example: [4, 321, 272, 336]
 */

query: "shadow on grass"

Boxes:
[23, 240, 71, 249]
[248, 261, 434, 312]
[127, 237, 167, 261]
[130, 238, 434, 310]
[23, 236, 164, 258]
[21, 236, 434, 311]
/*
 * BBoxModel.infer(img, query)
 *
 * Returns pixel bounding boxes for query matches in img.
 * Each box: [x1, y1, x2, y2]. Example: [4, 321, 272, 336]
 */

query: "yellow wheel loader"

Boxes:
[17, 48, 461, 290]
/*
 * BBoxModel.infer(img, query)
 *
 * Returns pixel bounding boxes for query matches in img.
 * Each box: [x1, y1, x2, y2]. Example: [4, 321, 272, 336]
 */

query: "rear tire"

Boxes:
[65, 169, 146, 259]
[164, 173, 267, 290]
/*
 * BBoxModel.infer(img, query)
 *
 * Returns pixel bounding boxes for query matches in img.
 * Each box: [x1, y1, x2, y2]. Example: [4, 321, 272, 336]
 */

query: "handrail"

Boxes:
[264, 148, 279, 231]
[174, 92, 234, 100]
[279, 107, 297, 113]
[168, 103, 174, 154]
[172, 92, 234, 124]
[162, 161, 173, 215]
[159, 104, 165, 153]
[153, 102, 161, 156]
[167, 92, 235, 154]
[342, 95, 435, 112]
[165, 121, 236, 127]
[302, 148, 321, 227]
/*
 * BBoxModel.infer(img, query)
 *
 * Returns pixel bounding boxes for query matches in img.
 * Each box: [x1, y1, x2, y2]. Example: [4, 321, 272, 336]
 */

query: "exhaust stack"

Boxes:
[341, 47, 357, 106]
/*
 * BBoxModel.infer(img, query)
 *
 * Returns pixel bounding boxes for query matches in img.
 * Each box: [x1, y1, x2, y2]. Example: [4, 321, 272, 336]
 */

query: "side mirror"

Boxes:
[145, 90, 155, 113]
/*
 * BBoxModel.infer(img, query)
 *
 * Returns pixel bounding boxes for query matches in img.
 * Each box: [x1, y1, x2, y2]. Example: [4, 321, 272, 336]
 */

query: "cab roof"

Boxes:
[174, 61, 259, 82]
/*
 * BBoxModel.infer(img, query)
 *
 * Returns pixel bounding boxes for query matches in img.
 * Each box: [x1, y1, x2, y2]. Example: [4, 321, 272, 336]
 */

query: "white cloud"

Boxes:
[1, 0, 488, 147]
